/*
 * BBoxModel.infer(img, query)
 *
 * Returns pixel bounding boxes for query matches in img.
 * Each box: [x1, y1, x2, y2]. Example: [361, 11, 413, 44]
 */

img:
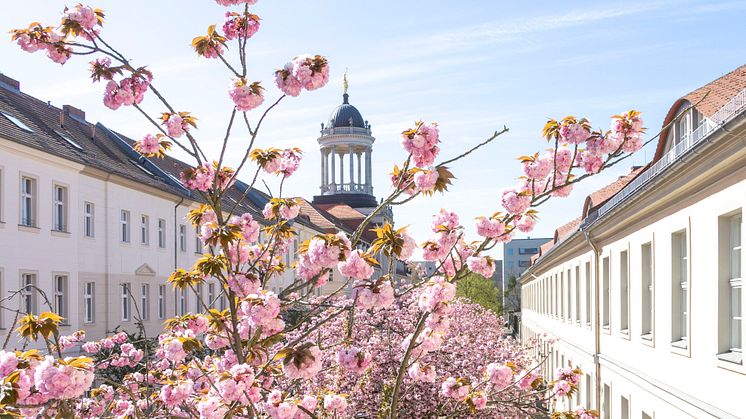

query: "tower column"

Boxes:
[365, 147, 372, 194]
[339, 151, 344, 186]
[331, 148, 336, 187]
[320, 147, 326, 191]
[356, 152, 362, 190]
[349, 147, 354, 188]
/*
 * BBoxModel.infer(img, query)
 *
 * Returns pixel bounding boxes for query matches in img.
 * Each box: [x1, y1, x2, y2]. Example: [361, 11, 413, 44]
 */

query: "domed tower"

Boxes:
[313, 75, 378, 210]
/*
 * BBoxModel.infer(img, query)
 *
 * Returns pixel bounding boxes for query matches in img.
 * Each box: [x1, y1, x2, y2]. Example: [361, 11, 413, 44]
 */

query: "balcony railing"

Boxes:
[320, 126, 372, 136]
[323, 182, 373, 195]
[596, 87, 746, 218]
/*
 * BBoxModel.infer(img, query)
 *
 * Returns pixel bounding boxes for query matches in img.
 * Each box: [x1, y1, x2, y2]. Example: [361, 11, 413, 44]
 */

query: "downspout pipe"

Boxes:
[582, 227, 601, 412]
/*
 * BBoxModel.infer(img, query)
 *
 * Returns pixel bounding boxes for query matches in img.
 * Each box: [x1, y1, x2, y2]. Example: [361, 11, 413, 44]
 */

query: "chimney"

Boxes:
[62, 104, 86, 122]
[0, 74, 20, 92]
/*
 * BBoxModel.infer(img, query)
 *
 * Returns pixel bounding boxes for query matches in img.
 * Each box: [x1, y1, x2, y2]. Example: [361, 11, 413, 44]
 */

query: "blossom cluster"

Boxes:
[275, 55, 330, 97]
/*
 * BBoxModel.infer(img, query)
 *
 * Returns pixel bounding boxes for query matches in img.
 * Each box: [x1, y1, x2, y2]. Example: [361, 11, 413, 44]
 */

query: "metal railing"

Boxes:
[323, 182, 373, 195]
[596, 87, 746, 218]
[320, 126, 372, 136]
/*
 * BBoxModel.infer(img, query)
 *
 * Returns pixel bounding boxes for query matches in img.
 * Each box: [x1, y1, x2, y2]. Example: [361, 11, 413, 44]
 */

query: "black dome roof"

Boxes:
[327, 93, 366, 128]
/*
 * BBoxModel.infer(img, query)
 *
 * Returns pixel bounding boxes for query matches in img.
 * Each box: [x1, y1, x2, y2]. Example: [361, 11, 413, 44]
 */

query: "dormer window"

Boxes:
[675, 110, 691, 145]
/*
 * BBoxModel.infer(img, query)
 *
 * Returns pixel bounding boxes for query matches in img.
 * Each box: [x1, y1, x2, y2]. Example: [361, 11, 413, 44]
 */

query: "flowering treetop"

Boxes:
[2, 1, 651, 417]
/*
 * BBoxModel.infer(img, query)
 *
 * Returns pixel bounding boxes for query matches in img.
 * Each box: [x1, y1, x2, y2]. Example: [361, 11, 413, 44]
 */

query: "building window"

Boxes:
[602, 383, 611, 419]
[53, 275, 68, 319]
[158, 285, 166, 319]
[121, 210, 131, 243]
[585, 373, 593, 409]
[20, 176, 36, 227]
[575, 266, 580, 323]
[620, 250, 629, 334]
[208, 283, 215, 309]
[195, 233, 202, 254]
[585, 261, 591, 325]
[196, 283, 204, 311]
[140, 215, 149, 245]
[719, 212, 742, 360]
[602, 257, 610, 329]
[620, 395, 629, 419]
[560, 271, 565, 319]
[52, 185, 67, 231]
[84, 282, 95, 323]
[179, 224, 187, 252]
[729, 214, 742, 353]
[641, 243, 653, 338]
[141, 284, 150, 321]
[518, 260, 531, 268]
[219, 292, 226, 311]
[84, 202, 94, 237]
[178, 288, 188, 315]
[0, 168, 3, 222]
[158, 219, 166, 248]
[121, 283, 131, 321]
[672, 230, 688, 346]
[519, 247, 539, 255]
[20, 273, 36, 314]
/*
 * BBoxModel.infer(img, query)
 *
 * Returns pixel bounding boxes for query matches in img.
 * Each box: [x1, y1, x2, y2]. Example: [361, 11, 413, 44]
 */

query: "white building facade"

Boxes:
[0, 74, 329, 347]
[520, 65, 746, 418]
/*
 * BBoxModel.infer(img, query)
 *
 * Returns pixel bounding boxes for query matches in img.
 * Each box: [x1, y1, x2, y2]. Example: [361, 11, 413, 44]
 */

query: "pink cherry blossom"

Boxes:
[337, 346, 372, 374]
[408, 362, 437, 383]
[414, 169, 438, 193]
[475, 216, 506, 240]
[501, 188, 531, 214]
[466, 256, 495, 278]
[223, 11, 260, 40]
[137, 134, 161, 155]
[486, 363, 513, 389]
[323, 394, 348, 415]
[229, 79, 265, 111]
[559, 123, 589, 144]
[215, 0, 258, 6]
[282, 344, 322, 380]
[338, 250, 374, 280]
[440, 377, 470, 401]
[401, 122, 440, 167]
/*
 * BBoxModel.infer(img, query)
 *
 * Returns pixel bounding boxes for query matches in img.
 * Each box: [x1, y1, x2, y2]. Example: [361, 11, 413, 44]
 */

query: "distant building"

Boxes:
[503, 238, 552, 280]
[491, 260, 503, 289]
[519, 64, 746, 418]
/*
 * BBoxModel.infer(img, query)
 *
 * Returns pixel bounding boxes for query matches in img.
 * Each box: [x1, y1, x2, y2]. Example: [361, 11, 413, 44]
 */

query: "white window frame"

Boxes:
[52, 184, 68, 232]
[20, 175, 37, 227]
[208, 283, 215, 309]
[641, 242, 654, 340]
[195, 231, 202, 254]
[121, 210, 131, 243]
[141, 283, 150, 321]
[602, 256, 610, 330]
[20, 272, 37, 314]
[179, 224, 187, 252]
[84, 281, 95, 323]
[84, 202, 94, 237]
[178, 288, 187, 315]
[158, 285, 166, 319]
[158, 218, 166, 248]
[729, 214, 742, 353]
[121, 283, 131, 321]
[140, 214, 149, 245]
[53, 274, 68, 320]
[620, 250, 629, 335]
[672, 230, 689, 348]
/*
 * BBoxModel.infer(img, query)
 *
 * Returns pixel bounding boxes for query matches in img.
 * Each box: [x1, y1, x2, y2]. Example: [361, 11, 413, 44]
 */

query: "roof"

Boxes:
[315, 203, 365, 220]
[326, 93, 366, 129]
[0, 73, 386, 246]
[553, 216, 582, 243]
[655, 64, 746, 161]
[684, 64, 746, 118]
[582, 166, 646, 218]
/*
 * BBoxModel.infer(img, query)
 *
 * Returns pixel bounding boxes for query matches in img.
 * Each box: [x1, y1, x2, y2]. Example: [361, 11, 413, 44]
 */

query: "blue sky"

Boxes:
[2, 0, 744, 260]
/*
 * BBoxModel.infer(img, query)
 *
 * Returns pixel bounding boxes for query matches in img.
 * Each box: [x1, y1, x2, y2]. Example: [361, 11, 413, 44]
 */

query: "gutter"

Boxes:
[582, 228, 601, 412]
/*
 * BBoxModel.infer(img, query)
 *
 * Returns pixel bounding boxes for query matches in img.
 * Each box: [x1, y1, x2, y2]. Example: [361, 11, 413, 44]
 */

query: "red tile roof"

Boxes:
[582, 166, 646, 218]
[655, 64, 746, 161]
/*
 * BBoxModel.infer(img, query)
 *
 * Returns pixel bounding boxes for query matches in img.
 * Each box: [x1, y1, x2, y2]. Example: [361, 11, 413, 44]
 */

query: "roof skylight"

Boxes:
[1, 111, 33, 132]
[55, 130, 83, 150]
[129, 159, 155, 176]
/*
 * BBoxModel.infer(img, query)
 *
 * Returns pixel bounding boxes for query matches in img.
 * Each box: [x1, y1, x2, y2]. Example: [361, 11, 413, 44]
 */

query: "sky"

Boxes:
[1, 0, 745, 260]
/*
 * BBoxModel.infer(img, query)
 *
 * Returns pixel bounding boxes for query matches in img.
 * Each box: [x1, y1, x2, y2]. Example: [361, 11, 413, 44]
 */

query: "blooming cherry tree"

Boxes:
[2, 1, 653, 417]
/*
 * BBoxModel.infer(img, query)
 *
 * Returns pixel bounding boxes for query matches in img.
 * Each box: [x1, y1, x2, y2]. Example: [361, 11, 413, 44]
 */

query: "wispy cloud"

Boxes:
[407, 2, 668, 50]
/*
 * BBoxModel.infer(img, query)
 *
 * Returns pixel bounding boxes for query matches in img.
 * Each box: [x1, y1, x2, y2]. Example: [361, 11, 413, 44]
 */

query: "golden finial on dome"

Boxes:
[343, 68, 349, 95]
